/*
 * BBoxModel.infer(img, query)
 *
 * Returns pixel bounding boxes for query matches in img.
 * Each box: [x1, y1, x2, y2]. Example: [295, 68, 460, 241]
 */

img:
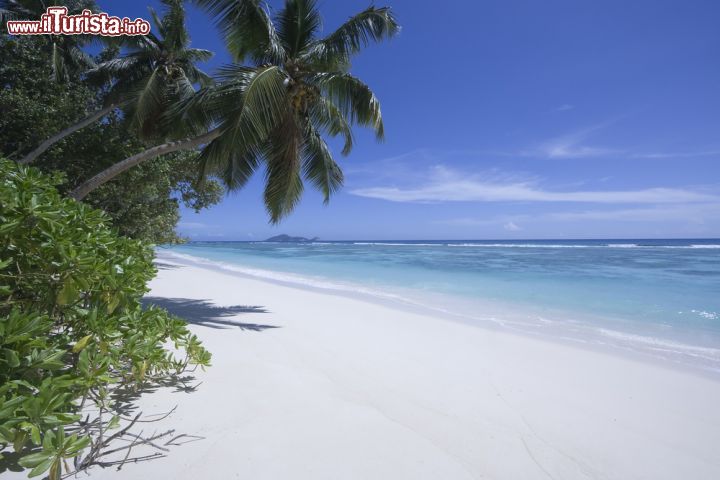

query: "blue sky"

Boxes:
[100, 0, 720, 240]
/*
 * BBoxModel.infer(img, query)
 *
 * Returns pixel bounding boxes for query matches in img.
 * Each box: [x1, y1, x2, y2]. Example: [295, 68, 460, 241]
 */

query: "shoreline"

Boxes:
[69, 255, 720, 479]
[158, 249, 720, 380]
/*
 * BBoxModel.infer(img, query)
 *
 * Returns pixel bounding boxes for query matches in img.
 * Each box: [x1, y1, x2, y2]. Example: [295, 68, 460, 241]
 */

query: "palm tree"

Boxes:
[17, 0, 213, 164]
[1, 0, 98, 82]
[71, 0, 399, 224]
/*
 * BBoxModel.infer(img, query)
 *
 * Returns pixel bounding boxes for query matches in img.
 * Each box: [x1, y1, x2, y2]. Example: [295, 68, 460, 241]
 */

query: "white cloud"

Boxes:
[534, 124, 619, 159]
[536, 123, 720, 160]
[543, 204, 720, 223]
[541, 143, 616, 159]
[630, 151, 720, 159]
[503, 221, 522, 231]
[438, 204, 720, 229]
[350, 168, 718, 204]
[554, 104, 575, 112]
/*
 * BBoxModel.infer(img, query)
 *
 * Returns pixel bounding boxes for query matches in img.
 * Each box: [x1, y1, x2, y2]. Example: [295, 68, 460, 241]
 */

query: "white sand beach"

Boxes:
[84, 256, 720, 480]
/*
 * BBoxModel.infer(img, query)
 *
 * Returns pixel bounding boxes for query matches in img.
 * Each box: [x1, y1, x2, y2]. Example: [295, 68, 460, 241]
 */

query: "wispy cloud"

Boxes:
[534, 123, 720, 160]
[542, 204, 720, 223]
[554, 104, 575, 112]
[533, 124, 619, 159]
[437, 204, 720, 230]
[630, 150, 720, 159]
[350, 166, 718, 204]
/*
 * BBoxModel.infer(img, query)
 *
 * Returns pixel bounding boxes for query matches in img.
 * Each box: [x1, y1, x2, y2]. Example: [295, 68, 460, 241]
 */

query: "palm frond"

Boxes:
[302, 122, 344, 203]
[87, 53, 148, 95]
[160, 0, 189, 51]
[148, 6, 165, 37]
[309, 96, 353, 155]
[184, 63, 214, 87]
[88, 54, 145, 78]
[98, 34, 140, 52]
[200, 138, 263, 190]
[277, 0, 321, 58]
[129, 68, 167, 138]
[140, 31, 163, 52]
[192, 0, 284, 63]
[311, 72, 384, 140]
[263, 111, 304, 222]
[228, 65, 288, 142]
[66, 45, 96, 71]
[173, 70, 198, 104]
[198, 65, 289, 184]
[168, 66, 260, 135]
[164, 86, 223, 138]
[304, 6, 399, 65]
[185, 48, 215, 63]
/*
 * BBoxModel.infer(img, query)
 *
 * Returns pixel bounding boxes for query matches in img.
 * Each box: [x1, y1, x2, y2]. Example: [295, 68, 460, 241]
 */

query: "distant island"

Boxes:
[264, 234, 319, 243]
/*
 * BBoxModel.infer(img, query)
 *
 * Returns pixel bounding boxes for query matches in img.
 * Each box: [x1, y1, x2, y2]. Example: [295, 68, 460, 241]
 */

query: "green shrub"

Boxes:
[0, 159, 210, 478]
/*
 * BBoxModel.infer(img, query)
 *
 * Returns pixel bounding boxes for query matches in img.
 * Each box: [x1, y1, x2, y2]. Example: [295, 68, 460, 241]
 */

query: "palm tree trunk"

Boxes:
[18, 104, 117, 165]
[70, 128, 222, 200]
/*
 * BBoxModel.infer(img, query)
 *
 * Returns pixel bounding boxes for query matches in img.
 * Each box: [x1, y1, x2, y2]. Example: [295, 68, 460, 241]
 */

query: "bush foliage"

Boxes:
[0, 159, 211, 478]
[0, 36, 223, 243]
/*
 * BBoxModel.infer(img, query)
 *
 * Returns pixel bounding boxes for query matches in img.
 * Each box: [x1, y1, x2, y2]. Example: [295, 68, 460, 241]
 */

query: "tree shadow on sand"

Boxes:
[154, 261, 181, 270]
[143, 297, 278, 331]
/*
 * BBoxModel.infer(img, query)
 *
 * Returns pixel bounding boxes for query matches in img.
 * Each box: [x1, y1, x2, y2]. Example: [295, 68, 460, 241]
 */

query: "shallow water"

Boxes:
[162, 239, 720, 374]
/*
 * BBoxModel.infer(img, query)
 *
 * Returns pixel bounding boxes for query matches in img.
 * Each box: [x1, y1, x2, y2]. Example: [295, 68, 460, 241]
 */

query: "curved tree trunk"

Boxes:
[70, 128, 222, 200]
[18, 104, 117, 165]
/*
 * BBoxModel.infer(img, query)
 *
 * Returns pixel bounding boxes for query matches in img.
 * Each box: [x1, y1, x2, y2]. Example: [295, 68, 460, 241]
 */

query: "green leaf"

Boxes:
[42, 429, 55, 451]
[4, 349, 20, 368]
[56, 280, 78, 306]
[18, 451, 52, 468]
[13, 429, 27, 452]
[65, 435, 90, 454]
[47, 458, 61, 480]
[30, 425, 41, 445]
[107, 415, 120, 430]
[106, 295, 120, 314]
[0, 425, 14, 443]
[72, 335, 92, 353]
[28, 456, 55, 478]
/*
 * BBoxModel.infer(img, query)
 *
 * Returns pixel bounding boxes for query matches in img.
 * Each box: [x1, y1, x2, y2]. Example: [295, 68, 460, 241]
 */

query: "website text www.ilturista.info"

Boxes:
[5, 7, 150, 36]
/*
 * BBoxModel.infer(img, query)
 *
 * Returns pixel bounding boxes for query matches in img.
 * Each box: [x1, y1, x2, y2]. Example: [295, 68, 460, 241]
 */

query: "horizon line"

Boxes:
[176, 236, 720, 243]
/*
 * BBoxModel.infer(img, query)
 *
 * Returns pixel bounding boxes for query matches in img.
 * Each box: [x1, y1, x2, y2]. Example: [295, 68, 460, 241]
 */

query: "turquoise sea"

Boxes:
[161, 239, 720, 375]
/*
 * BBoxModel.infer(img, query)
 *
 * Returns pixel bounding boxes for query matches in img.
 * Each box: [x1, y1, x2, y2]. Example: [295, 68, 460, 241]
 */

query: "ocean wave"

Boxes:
[650, 245, 720, 249]
[244, 241, 720, 249]
[595, 328, 720, 362]
[352, 242, 445, 246]
[691, 309, 719, 320]
[447, 243, 595, 248]
[160, 251, 407, 302]
[447, 243, 720, 249]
